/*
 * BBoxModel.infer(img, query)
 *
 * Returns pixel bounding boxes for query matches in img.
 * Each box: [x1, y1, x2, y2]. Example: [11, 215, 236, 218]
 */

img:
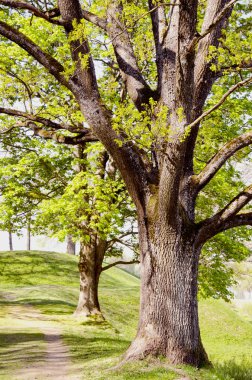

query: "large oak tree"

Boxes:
[0, 0, 251, 366]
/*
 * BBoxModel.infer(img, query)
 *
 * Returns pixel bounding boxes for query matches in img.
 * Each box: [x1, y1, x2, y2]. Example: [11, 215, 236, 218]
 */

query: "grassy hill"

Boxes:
[0, 250, 252, 379]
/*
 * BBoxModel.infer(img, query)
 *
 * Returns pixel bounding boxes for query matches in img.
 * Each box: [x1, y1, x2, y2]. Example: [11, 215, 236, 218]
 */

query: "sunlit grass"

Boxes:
[1, 250, 252, 379]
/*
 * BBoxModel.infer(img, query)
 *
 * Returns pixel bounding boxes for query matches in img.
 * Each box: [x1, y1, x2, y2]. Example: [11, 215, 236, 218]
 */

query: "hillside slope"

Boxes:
[0, 250, 252, 379]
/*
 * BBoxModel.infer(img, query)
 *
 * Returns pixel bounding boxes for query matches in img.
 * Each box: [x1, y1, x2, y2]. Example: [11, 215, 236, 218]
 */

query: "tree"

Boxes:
[0, 0, 251, 366]
[0, 129, 138, 319]
[66, 235, 76, 255]
[37, 142, 138, 317]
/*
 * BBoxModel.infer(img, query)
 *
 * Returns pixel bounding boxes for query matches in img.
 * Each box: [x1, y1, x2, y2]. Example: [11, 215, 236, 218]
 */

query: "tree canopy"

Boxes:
[0, 0, 251, 367]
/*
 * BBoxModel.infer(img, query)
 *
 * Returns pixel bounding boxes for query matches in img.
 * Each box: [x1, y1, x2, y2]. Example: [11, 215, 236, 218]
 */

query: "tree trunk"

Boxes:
[67, 235, 76, 255]
[27, 222, 31, 251]
[124, 214, 209, 367]
[8, 230, 13, 251]
[74, 238, 107, 318]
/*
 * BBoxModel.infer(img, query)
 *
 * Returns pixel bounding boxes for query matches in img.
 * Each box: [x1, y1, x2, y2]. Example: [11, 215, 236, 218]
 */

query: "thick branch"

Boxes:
[194, 0, 235, 113]
[106, 1, 156, 110]
[196, 185, 252, 246]
[82, 9, 107, 30]
[102, 260, 140, 272]
[58, 0, 149, 211]
[188, 0, 238, 51]
[0, 20, 70, 88]
[0, 1, 66, 25]
[184, 0, 235, 174]
[216, 185, 252, 221]
[194, 129, 252, 192]
[148, 1, 167, 95]
[221, 212, 252, 231]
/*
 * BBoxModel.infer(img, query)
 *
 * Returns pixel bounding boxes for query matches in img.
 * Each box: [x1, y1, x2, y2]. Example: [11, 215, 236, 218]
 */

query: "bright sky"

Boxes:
[0, 229, 67, 253]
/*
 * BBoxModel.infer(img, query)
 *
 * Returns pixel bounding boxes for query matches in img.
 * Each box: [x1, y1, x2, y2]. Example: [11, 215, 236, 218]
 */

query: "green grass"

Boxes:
[1, 250, 252, 379]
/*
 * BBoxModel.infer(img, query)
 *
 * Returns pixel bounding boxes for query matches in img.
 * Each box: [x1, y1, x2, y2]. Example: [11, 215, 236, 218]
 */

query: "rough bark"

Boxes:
[124, 195, 209, 366]
[74, 237, 107, 318]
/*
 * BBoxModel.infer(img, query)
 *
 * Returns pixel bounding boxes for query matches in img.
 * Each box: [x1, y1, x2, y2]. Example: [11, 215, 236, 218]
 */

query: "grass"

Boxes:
[0, 303, 47, 378]
[0, 250, 252, 379]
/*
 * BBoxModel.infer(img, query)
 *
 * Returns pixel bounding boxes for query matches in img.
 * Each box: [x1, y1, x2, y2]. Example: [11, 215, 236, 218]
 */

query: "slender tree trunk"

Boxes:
[74, 237, 107, 318]
[27, 222, 31, 251]
[8, 230, 13, 251]
[67, 235, 76, 255]
[124, 213, 209, 367]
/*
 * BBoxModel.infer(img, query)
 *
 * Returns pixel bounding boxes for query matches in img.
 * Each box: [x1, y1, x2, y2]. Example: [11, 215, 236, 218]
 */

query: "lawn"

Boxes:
[0, 250, 252, 379]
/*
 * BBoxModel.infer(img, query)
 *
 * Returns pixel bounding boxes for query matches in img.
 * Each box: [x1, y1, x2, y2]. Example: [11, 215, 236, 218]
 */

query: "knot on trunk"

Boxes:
[78, 262, 88, 272]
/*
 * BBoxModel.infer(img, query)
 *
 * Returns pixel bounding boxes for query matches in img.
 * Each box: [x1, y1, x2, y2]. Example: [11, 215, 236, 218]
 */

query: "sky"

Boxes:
[0, 229, 68, 253]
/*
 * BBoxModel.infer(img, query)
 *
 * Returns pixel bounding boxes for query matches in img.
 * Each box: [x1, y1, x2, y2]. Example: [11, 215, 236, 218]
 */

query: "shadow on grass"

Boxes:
[215, 360, 252, 380]
[0, 332, 45, 371]
[0, 298, 74, 305]
[0, 251, 78, 286]
[64, 335, 130, 361]
[0, 332, 44, 348]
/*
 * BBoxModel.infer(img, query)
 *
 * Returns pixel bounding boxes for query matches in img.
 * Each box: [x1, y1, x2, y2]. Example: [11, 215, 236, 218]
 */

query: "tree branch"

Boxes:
[0, 107, 83, 133]
[184, 0, 236, 176]
[0, 20, 70, 89]
[218, 59, 252, 75]
[0, 0, 66, 26]
[106, 1, 156, 110]
[196, 185, 252, 246]
[221, 212, 252, 232]
[194, 129, 252, 192]
[57, 0, 149, 212]
[189, 76, 252, 130]
[0, 1, 108, 29]
[216, 185, 252, 221]
[82, 9, 107, 30]
[188, 0, 238, 51]
[101, 259, 140, 272]
[32, 126, 97, 144]
[148, 0, 167, 95]
[194, 0, 235, 113]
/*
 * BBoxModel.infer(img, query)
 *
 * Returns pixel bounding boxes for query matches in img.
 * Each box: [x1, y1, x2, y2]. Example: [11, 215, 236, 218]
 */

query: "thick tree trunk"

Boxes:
[8, 230, 13, 251]
[67, 235, 75, 255]
[124, 215, 209, 367]
[74, 238, 107, 318]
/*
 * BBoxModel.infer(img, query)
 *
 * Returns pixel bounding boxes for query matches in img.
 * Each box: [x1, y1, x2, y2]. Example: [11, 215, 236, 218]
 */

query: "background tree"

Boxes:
[0, 0, 251, 367]
[0, 121, 138, 318]
[36, 141, 138, 317]
[0, 134, 73, 248]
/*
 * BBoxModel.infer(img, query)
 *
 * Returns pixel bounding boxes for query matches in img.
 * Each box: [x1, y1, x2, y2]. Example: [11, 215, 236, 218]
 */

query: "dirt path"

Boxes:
[1, 299, 81, 380]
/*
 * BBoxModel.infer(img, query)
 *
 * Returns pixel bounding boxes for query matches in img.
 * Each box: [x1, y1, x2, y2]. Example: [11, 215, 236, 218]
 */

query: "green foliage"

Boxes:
[113, 99, 169, 151]
[37, 143, 136, 256]
[0, 138, 73, 234]
[0, 0, 251, 301]
[193, 6, 252, 298]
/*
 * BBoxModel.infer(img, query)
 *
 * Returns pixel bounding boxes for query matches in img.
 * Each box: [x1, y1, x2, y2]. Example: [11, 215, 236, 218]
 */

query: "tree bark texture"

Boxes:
[124, 213, 208, 366]
[74, 237, 107, 318]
